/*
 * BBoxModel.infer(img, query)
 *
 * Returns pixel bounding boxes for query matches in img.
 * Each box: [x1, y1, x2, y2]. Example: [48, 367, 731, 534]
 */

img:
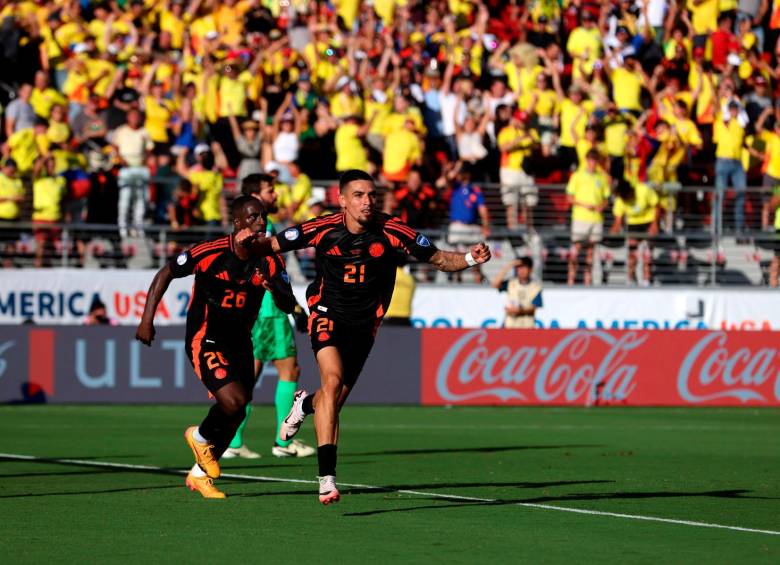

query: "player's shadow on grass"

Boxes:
[343, 489, 775, 517]
[344, 444, 604, 457]
[0, 483, 185, 499]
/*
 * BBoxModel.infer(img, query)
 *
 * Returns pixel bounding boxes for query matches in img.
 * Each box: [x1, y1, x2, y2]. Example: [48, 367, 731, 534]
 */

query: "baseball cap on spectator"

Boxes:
[265, 161, 282, 174]
[3, 159, 17, 170]
[410, 32, 425, 44]
[755, 75, 768, 85]
[616, 26, 630, 37]
[513, 110, 530, 123]
[72, 43, 89, 55]
[335, 76, 350, 90]
[622, 46, 637, 60]
[693, 46, 705, 59]
[205, 30, 219, 41]
[194, 143, 211, 155]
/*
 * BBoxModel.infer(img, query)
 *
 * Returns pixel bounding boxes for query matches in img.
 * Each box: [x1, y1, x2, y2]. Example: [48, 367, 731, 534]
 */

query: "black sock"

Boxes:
[317, 444, 337, 476]
[302, 394, 315, 415]
[199, 404, 228, 441]
[199, 404, 246, 459]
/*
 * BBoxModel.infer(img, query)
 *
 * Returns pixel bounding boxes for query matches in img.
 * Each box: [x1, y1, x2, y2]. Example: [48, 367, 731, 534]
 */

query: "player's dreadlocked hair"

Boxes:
[338, 169, 375, 192]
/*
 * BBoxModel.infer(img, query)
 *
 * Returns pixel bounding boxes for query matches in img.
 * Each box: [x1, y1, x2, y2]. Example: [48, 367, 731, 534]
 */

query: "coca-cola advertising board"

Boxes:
[421, 329, 780, 406]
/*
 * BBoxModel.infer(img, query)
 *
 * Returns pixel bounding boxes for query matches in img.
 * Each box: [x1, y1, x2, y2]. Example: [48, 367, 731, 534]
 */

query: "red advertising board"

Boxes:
[421, 329, 780, 406]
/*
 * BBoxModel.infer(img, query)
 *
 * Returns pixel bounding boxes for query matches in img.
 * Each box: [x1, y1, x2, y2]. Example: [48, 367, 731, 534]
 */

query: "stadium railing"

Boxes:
[1, 179, 776, 286]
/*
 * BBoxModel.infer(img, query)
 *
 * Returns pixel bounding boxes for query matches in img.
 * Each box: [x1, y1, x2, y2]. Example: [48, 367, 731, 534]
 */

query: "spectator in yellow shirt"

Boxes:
[31, 71, 67, 119]
[382, 118, 423, 183]
[0, 160, 25, 221]
[335, 114, 372, 174]
[566, 11, 601, 81]
[688, 0, 720, 43]
[176, 144, 227, 229]
[610, 179, 660, 285]
[32, 156, 66, 267]
[497, 111, 539, 230]
[752, 108, 780, 230]
[552, 70, 594, 171]
[140, 62, 177, 150]
[607, 52, 648, 114]
[714, 101, 747, 233]
[276, 161, 314, 225]
[566, 149, 611, 285]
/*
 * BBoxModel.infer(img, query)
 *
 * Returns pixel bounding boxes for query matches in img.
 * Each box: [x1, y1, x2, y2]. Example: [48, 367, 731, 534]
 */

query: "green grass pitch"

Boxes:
[1, 405, 778, 563]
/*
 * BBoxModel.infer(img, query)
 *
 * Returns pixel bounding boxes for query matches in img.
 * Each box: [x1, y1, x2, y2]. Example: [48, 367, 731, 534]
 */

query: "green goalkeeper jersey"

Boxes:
[259, 223, 289, 319]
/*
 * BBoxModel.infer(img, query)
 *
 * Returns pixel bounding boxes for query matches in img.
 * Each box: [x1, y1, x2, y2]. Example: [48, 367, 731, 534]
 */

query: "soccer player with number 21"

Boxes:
[242, 169, 491, 504]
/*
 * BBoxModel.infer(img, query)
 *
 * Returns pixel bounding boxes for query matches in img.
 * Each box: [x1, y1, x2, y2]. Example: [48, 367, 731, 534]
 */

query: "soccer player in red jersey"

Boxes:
[135, 196, 298, 498]
[244, 169, 491, 504]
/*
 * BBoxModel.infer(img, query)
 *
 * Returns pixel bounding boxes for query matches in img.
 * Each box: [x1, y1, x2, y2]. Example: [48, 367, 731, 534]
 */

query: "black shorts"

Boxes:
[308, 312, 376, 386]
[186, 338, 255, 396]
[774, 230, 780, 257]
[627, 223, 652, 247]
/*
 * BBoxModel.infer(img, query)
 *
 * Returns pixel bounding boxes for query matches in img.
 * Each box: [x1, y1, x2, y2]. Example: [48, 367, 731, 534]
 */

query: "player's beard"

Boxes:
[357, 207, 376, 226]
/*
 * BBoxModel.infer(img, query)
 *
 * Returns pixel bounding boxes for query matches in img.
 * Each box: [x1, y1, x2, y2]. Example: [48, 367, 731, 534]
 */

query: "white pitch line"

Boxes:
[1, 453, 779, 537]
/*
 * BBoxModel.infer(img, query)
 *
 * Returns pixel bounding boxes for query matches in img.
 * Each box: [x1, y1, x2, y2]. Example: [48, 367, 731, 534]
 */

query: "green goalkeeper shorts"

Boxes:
[252, 316, 297, 362]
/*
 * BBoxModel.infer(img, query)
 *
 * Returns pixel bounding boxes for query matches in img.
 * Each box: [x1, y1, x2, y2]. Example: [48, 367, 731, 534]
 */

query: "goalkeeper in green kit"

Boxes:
[222, 174, 315, 459]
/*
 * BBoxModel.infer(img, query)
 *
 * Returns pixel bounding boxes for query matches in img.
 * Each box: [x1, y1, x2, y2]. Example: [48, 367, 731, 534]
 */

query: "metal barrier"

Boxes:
[1, 178, 777, 287]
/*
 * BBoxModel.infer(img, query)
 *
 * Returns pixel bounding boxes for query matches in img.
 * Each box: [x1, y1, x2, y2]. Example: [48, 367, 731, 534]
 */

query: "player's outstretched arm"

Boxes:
[135, 264, 175, 346]
[235, 229, 282, 257]
[428, 242, 491, 272]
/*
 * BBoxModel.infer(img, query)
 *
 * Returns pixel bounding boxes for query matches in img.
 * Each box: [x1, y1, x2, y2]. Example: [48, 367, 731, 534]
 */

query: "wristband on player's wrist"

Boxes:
[465, 252, 478, 267]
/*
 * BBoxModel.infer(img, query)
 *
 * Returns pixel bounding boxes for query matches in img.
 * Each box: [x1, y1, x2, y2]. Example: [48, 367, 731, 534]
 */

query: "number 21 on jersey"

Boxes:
[344, 263, 365, 283]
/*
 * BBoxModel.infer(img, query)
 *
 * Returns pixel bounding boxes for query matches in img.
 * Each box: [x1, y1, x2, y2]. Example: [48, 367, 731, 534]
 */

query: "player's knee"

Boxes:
[290, 362, 301, 380]
[220, 392, 248, 417]
[321, 373, 343, 400]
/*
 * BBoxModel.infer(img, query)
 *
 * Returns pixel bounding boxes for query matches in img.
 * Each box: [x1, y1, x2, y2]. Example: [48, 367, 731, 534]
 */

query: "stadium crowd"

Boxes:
[1, 0, 780, 284]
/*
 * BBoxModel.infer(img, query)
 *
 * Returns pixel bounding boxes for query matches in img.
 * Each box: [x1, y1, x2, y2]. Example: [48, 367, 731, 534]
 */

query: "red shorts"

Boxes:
[33, 221, 61, 244]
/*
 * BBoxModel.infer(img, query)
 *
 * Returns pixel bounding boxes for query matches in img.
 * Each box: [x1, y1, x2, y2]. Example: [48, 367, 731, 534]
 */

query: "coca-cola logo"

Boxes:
[435, 330, 644, 403]
[677, 332, 780, 403]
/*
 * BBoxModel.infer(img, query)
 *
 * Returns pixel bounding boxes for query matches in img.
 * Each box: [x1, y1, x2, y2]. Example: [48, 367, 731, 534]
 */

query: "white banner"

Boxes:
[0, 270, 776, 330]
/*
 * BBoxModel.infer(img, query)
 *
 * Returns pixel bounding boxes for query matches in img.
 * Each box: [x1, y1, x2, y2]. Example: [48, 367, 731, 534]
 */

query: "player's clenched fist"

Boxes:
[470, 242, 491, 264]
[135, 320, 155, 346]
[235, 227, 259, 247]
